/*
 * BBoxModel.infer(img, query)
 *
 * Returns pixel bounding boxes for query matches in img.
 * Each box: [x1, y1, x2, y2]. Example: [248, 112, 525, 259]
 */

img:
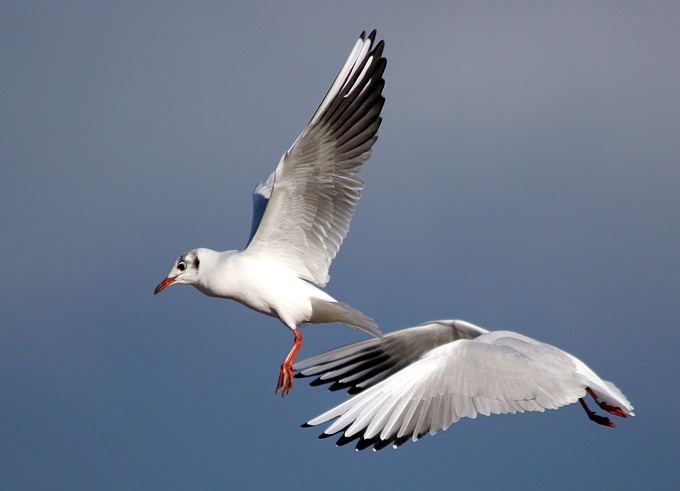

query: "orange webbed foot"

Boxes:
[276, 363, 294, 396]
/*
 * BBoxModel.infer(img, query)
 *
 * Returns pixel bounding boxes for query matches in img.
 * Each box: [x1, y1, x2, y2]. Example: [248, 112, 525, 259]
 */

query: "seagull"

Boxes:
[295, 319, 634, 450]
[154, 31, 386, 396]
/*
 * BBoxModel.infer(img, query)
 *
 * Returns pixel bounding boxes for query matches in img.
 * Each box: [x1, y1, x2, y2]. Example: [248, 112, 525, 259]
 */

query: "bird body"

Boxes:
[190, 248, 343, 327]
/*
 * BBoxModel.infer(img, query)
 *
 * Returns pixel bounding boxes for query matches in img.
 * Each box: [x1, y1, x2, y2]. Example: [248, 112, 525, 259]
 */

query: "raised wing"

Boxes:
[304, 327, 634, 451]
[244, 31, 387, 286]
[294, 320, 489, 394]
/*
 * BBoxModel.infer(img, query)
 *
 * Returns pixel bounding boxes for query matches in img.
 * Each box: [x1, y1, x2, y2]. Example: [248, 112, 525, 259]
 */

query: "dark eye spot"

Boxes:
[194, 257, 200, 268]
[177, 261, 187, 271]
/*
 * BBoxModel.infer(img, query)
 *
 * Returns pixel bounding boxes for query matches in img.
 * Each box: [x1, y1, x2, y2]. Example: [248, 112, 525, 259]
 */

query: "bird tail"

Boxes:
[593, 380, 635, 416]
[572, 356, 635, 417]
[309, 298, 382, 338]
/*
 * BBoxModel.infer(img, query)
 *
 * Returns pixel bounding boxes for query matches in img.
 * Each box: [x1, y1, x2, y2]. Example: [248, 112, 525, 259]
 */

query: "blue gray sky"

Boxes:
[2, 2, 679, 490]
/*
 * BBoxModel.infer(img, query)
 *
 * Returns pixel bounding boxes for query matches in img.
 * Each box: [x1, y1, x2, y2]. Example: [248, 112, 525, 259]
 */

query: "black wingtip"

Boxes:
[359, 30, 381, 51]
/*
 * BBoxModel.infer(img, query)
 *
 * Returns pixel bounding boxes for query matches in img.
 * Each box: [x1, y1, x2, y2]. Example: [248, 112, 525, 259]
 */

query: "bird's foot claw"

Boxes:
[276, 363, 294, 396]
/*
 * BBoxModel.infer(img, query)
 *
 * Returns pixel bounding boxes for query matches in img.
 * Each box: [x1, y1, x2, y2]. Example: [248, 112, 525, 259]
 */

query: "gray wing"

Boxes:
[247, 172, 274, 246]
[244, 31, 387, 286]
[305, 329, 633, 451]
[294, 320, 488, 394]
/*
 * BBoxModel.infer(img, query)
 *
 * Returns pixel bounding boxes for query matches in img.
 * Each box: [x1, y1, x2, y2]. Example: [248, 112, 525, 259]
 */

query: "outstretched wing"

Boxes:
[244, 31, 387, 286]
[304, 327, 633, 451]
[294, 320, 488, 393]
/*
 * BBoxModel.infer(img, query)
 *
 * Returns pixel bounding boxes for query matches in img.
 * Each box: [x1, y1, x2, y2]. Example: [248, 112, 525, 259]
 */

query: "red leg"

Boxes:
[579, 397, 615, 427]
[276, 329, 302, 396]
[586, 387, 627, 418]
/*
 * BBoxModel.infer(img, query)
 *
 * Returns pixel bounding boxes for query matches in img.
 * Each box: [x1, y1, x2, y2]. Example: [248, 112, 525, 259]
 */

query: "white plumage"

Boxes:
[296, 320, 634, 450]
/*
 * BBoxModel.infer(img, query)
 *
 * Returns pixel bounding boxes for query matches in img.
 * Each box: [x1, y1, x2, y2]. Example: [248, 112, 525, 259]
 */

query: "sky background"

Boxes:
[2, 1, 679, 490]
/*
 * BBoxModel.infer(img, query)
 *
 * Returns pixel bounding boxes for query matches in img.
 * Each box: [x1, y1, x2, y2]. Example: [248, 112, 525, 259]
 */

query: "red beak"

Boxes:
[154, 276, 177, 295]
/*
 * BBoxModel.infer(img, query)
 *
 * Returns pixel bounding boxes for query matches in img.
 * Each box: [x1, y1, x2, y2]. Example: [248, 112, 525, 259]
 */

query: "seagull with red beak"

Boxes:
[155, 31, 386, 395]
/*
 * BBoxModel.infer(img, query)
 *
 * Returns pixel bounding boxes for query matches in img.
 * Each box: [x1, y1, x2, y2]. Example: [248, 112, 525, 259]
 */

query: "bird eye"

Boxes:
[177, 261, 187, 271]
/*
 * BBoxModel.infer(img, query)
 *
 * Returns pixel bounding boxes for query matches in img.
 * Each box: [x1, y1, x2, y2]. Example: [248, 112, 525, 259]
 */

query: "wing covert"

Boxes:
[295, 320, 488, 393]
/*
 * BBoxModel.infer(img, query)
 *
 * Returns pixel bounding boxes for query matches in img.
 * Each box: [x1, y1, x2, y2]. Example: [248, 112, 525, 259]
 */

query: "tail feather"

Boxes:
[309, 298, 382, 338]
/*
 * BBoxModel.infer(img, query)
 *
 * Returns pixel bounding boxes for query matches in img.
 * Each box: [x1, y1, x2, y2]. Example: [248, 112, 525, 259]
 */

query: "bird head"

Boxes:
[154, 249, 201, 294]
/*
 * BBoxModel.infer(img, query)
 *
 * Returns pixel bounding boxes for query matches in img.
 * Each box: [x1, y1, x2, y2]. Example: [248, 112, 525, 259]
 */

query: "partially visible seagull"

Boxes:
[296, 319, 634, 450]
[155, 31, 386, 396]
